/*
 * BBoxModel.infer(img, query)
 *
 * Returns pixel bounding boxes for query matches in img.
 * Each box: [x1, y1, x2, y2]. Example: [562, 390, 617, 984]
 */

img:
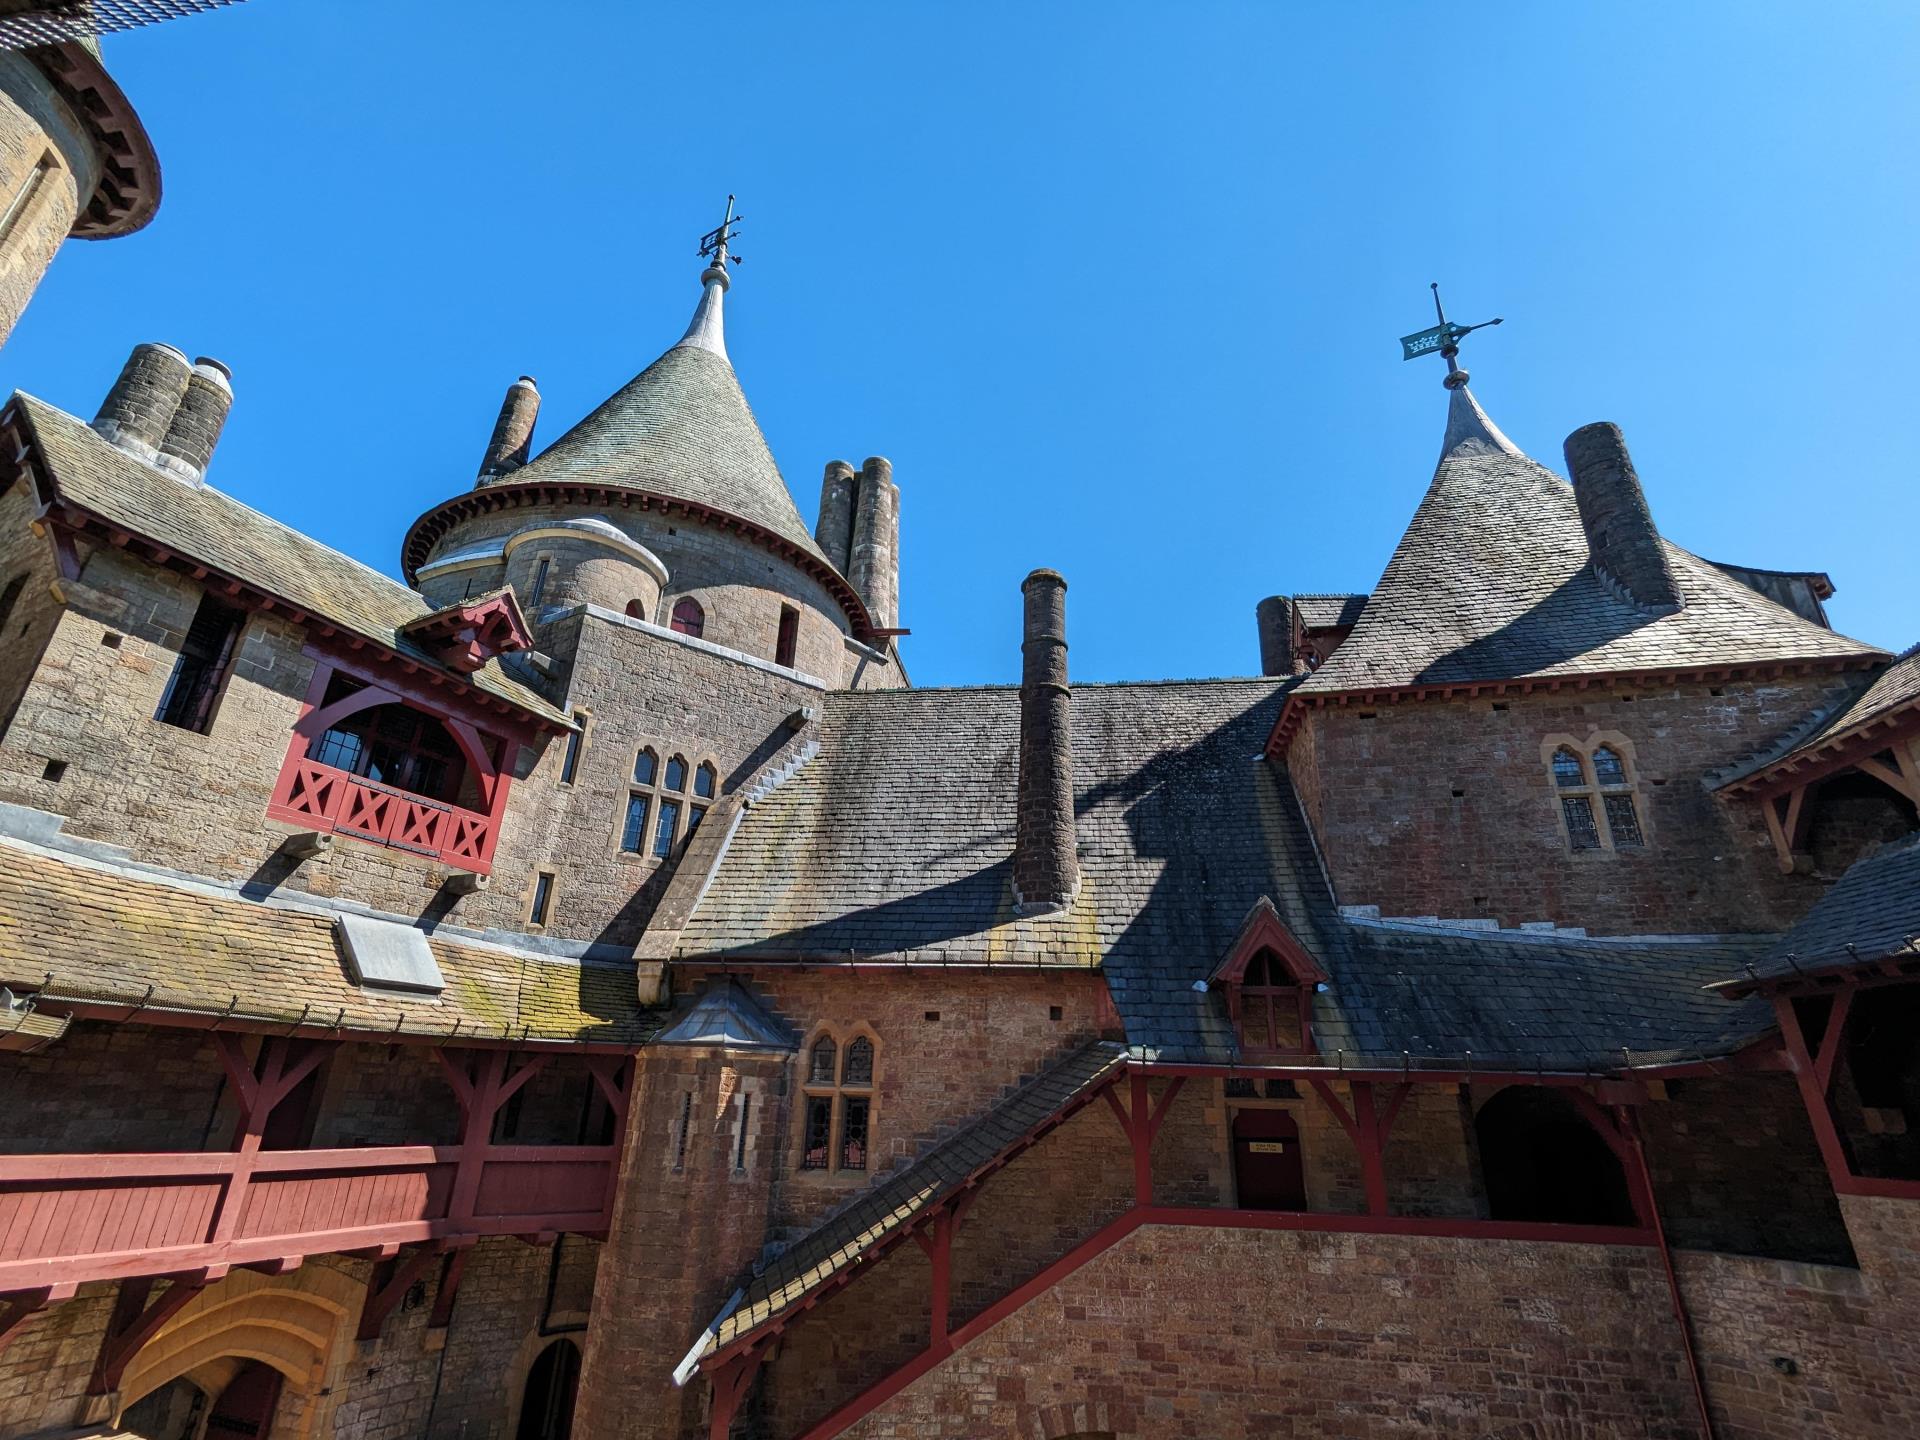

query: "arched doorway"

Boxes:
[515, 1338, 581, 1440]
[204, 1361, 283, 1440]
[1474, 1087, 1635, 1226]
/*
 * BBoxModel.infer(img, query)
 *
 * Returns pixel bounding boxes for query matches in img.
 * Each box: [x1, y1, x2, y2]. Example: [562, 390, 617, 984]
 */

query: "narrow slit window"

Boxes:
[156, 595, 246, 734]
[529, 556, 551, 606]
[775, 604, 799, 667]
[736, 1093, 753, 1172]
[674, 1091, 693, 1172]
[559, 712, 586, 784]
[530, 870, 555, 926]
[620, 793, 649, 853]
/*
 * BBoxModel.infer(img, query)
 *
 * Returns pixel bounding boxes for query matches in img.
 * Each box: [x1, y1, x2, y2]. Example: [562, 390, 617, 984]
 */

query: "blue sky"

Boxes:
[4, 2, 1914, 685]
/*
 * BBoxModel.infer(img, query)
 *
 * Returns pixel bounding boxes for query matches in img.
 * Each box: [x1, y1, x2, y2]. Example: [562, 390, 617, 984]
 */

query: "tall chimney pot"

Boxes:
[848, 456, 899, 631]
[1014, 567, 1077, 913]
[1255, 595, 1295, 677]
[93, 342, 190, 462]
[815, 460, 856, 572]
[477, 376, 540, 482]
[1564, 422, 1683, 613]
[154, 357, 233, 483]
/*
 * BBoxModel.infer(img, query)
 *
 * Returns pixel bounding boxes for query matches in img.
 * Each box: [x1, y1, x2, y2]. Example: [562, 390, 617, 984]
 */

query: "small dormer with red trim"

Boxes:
[396, 588, 534, 674]
[1210, 897, 1328, 1057]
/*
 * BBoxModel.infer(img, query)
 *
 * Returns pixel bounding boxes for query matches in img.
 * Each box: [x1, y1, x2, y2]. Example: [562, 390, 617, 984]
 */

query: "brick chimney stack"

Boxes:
[1014, 568, 1077, 914]
[1564, 422, 1683, 613]
[1255, 595, 1295, 676]
[154, 358, 233, 483]
[477, 376, 540, 481]
[93, 342, 190, 462]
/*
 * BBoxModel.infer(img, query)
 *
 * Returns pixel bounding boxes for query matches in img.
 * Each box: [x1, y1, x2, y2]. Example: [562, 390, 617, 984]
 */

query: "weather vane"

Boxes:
[698, 195, 744, 269]
[1399, 283, 1501, 389]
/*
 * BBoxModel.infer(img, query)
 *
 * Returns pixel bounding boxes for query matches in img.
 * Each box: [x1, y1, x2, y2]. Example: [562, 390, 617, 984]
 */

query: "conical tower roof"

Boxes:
[481, 262, 826, 563]
[1296, 384, 1882, 695]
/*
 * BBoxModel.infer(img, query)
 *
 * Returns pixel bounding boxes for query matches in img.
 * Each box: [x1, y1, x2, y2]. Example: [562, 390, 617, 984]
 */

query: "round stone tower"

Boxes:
[0, 30, 159, 344]
[403, 250, 896, 682]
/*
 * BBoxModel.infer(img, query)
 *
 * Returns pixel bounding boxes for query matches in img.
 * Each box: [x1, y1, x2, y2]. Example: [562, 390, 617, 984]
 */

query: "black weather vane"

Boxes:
[1400, 283, 1501, 389]
[698, 195, 744, 268]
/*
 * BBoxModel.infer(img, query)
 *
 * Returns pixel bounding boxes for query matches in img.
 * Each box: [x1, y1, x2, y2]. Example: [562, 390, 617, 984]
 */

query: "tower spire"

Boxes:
[676, 196, 745, 360]
[1399, 283, 1503, 389]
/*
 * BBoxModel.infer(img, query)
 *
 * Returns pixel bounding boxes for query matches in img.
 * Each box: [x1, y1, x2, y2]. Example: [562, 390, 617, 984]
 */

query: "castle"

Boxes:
[2, 22, 1920, 1440]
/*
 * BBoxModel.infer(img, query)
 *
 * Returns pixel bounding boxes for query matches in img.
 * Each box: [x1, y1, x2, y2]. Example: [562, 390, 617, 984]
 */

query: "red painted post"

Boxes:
[446, 1050, 505, 1227]
[928, 1210, 953, 1352]
[1129, 1071, 1153, 1207]
[1353, 1081, 1388, 1216]
[1774, 994, 1860, 1188]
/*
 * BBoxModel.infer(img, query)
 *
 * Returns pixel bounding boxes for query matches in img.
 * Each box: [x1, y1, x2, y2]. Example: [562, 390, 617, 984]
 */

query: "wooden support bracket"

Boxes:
[90, 1274, 214, 1394]
[357, 1245, 445, 1342]
[0, 1283, 75, 1358]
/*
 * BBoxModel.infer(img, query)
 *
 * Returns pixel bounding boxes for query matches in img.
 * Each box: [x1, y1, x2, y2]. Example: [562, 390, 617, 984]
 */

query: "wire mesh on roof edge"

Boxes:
[0, 0, 244, 51]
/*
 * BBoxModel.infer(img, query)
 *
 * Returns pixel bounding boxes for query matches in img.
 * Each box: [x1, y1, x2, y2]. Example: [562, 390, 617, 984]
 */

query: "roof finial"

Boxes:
[678, 195, 744, 359]
[1400, 283, 1503, 389]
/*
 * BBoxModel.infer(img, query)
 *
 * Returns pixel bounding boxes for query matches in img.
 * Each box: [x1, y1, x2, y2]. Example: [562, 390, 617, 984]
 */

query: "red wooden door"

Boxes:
[1232, 1108, 1305, 1210]
[205, 1361, 283, 1440]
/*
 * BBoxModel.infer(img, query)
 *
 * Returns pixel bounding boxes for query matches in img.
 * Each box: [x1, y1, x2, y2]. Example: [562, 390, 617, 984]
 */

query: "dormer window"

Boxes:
[1209, 897, 1326, 1059]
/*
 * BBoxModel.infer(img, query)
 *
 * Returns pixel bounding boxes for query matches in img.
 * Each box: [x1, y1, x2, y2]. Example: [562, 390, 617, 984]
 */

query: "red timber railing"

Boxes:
[0, 1037, 633, 1367]
[267, 758, 498, 872]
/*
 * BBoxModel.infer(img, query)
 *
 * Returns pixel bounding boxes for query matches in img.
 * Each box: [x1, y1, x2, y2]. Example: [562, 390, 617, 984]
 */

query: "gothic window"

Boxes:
[799, 1030, 878, 1174]
[156, 595, 246, 734]
[670, 597, 705, 638]
[619, 744, 714, 858]
[1548, 740, 1647, 852]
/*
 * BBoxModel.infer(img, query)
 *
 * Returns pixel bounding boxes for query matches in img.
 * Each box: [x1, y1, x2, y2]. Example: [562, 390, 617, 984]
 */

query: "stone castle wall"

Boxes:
[1290, 678, 1854, 934]
[0, 53, 95, 346]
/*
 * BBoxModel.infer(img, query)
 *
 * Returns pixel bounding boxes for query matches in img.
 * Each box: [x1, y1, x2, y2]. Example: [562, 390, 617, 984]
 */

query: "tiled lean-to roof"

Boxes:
[0, 833, 660, 1047]
[700, 1039, 1127, 1357]
[6, 395, 571, 728]
[1293, 593, 1368, 628]
[1712, 834, 1920, 995]
[671, 678, 1779, 1068]
[1706, 643, 1920, 793]
[494, 337, 826, 564]
[1295, 386, 1882, 696]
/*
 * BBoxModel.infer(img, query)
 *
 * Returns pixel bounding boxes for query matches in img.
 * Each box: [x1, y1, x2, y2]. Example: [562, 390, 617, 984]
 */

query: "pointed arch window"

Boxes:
[799, 1030, 878, 1173]
[670, 597, 705, 638]
[619, 744, 716, 858]
[1210, 899, 1325, 1058]
[1547, 739, 1646, 852]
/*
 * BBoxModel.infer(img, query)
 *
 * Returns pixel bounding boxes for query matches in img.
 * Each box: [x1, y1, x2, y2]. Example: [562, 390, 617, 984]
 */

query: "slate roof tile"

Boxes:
[10, 395, 570, 727]
[1296, 387, 1882, 695]
[1705, 643, 1920, 791]
[1720, 834, 1920, 991]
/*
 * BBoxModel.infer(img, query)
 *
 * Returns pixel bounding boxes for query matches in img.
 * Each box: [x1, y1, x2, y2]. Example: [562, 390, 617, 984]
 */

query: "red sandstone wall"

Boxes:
[1294, 680, 1851, 934]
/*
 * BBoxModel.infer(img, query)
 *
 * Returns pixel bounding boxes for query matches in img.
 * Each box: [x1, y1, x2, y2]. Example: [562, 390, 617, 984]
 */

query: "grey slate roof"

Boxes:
[1715, 834, 1920, 993]
[8, 395, 570, 727]
[1296, 386, 1881, 696]
[1706, 643, 1920, 791]
[703, 1039, 1126, 1354]
[1294, 593, 1368, 628]
[674, 677, 1780, 1069]
[492, 341, 827, 564]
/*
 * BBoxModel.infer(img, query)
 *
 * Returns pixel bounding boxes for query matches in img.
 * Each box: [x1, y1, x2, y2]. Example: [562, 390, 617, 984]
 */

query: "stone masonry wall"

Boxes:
[0, 53, 95, 347]
[847, 1223, 1703, 1439]
[0, 483, 60, 738]
[1292, 678, 1849, 934]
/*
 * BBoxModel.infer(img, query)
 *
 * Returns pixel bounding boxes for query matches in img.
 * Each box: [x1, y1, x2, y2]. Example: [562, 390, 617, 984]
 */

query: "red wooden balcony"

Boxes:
[267, 758, 497, 872]
[0, 1141, 616, 1291]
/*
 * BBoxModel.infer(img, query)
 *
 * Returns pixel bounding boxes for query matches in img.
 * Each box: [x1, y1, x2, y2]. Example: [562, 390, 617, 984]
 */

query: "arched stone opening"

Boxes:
[514, 1337, 582, 1440]
[113, 1266, 360, 1440]
[1474, 1086, 1635, 1226]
